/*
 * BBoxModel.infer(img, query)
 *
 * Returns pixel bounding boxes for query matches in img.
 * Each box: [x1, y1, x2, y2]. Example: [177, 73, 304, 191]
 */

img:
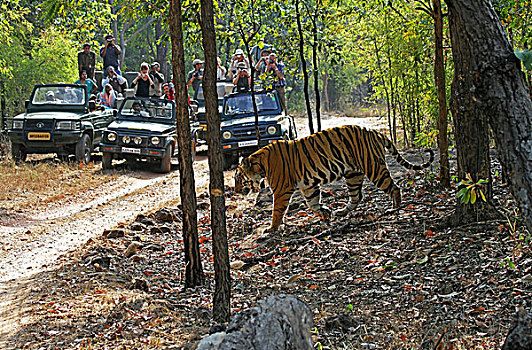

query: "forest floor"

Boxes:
[0, 112, 531, 349]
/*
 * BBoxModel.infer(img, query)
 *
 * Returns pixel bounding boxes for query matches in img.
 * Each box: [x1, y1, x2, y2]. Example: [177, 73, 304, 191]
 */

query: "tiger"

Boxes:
[235, 125, 434, 232]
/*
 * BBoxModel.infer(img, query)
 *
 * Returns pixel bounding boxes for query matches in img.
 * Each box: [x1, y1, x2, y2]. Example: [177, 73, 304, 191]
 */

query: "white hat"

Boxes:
[235, 49, 244, 55]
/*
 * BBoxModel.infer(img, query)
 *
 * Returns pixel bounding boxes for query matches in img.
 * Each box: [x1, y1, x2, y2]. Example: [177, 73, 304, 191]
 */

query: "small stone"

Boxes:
[124, 242, 143, 258]
[103, 229, 125, 239]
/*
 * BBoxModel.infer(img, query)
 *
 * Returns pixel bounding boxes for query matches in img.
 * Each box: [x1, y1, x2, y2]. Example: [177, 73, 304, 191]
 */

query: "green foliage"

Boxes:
[456, 173, 488, 205]
[514, 49, 532, 70]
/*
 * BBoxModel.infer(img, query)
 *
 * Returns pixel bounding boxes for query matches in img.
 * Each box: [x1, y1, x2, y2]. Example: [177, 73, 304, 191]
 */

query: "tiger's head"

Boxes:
[235, 150, 267, 194]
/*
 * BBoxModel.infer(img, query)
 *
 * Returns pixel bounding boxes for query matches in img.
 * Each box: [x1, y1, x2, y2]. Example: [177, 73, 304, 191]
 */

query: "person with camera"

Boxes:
[186, 59, 204, 92]
[228, 49, 250, 79]
[149, 62, 165, 97]
[100, 34, 122, 76]
[102, 66, 128, 97]
[131, 62, 155, 98]
[78, 43, 96, 79]
[259, 52, 287, 112]
[232, 62, 251, 92]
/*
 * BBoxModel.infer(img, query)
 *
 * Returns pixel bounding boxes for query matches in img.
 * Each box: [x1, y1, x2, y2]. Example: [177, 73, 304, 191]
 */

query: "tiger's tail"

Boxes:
[383, 137, 434, 170]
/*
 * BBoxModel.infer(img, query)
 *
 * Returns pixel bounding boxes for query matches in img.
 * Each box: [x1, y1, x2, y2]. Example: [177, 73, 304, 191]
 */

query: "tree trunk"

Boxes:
[322, 72, 329, 112]
[199, 0, 231, 323]
[433, 0, 451, 188]
[446, 0, 532, 231]
[311, 11, 321, 132]
[155, 18, 170, 80]
[296, 0, 314, 135]
[169, 0, 204, 288]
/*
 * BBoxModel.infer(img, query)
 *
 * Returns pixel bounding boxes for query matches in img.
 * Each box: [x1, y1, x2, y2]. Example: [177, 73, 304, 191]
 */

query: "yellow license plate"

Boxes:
[28, 132, 51, 140]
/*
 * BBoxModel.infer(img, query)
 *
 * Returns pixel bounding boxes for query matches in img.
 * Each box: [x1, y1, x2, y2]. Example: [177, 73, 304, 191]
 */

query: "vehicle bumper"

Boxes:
[221, 137, 279, 155]
[8, 130, 83, 152]
[100, 144, 167, 159]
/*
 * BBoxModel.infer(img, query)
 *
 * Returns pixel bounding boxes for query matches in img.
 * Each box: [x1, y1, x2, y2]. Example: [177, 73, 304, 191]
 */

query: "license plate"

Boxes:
[122, 147, 141, 154]
[27, 132, 50, 140]
[238, 140, 259, 147]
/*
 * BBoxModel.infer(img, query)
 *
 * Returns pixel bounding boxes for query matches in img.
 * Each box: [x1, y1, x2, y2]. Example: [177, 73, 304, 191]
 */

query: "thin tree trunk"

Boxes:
[433, 0, 450, 188]
[155, 18, 170, 80]
[199, 0, 231, 323]
[322, 72, 330, 112]
[311, 9, 321, 132]
[296, 0, 314, 134]
[169, 0, 204, 288]
[446, 0, 532, 231]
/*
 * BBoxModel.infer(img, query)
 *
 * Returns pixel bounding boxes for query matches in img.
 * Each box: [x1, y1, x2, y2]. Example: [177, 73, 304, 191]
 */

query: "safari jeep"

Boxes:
[7, 84, 116, 163]
[220, 89, 297, 169]
[100, 97, 198, 173]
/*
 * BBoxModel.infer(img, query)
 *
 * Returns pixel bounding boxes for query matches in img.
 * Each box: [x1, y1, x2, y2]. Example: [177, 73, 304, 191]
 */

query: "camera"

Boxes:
[269, 59, 274, 64]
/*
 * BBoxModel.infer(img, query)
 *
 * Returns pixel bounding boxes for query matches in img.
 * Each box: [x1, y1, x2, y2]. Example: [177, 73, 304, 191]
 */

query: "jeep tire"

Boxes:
[11, 143, 27, 162]
[159, 144, 172, 173]
[102, 152, 113, 170]
[75, 134, 92, 164]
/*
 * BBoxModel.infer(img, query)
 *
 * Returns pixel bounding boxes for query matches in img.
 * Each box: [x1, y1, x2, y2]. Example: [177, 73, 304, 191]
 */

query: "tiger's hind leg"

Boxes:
[335, 171, 365, 216]
[367, 162, 401, 208]
[268, 187, 296, 232]
[300, 186, 331, 220]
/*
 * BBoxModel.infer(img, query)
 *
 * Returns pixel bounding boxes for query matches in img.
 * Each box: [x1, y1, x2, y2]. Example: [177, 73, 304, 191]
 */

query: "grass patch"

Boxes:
[0, 159, 118, 210]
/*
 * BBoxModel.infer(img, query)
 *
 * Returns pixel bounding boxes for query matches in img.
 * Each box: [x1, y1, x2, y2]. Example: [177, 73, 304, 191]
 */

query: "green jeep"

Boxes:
[7, 84, 116, 163]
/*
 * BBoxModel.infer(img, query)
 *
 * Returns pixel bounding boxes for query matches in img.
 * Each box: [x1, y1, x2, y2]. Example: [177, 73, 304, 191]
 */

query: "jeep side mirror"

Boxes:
[25, 100, 29, 109]
[88, 101, 96, 111]
[113, 109, 118, 118]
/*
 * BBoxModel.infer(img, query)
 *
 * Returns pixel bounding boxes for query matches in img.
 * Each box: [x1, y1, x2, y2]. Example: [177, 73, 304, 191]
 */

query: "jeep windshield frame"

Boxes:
[221, 91, 281, 120]
[27, 84, 88, 113]
[117, 98, 176, 124]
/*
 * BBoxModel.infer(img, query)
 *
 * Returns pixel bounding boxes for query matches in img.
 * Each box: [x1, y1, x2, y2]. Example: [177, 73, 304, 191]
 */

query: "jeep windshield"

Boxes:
[222, 92, 280, 119]
[32, 86, 86, 105]
[119, 98, 175, 123]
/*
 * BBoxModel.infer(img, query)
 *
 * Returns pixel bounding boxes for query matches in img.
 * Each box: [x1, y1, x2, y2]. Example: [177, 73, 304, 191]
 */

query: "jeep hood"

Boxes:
[108, 120, 174, 134]
[221, 115, 281, 127]
[14, 111, 84, 120]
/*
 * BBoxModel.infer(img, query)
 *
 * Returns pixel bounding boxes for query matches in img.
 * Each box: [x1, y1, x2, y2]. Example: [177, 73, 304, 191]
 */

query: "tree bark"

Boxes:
[169, 0, 204, 288]
[155, 18, 170, 80]
[295, 0, 314, 135]
[311, 8, 321, 132]
[199, 0, 232, 323]
[446, 0, 532, 231]
[433, 0, 451, 188]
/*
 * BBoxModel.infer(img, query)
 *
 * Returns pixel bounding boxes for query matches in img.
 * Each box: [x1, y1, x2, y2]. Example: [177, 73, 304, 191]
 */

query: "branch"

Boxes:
[138, 0, 170, 24]
[124, 18, 156, 45]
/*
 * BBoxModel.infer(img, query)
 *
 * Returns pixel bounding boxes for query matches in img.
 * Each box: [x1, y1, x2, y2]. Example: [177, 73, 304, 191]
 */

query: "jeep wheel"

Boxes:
[11, 143, 27, 162]
[75, 134, 92, 164]
[102, 152, 113, 170]
[159, 144, 172, 173]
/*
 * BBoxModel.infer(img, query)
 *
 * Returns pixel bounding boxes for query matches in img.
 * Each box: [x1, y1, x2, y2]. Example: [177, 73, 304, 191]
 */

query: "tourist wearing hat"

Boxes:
[187, 59, 204, 92]
[101, 66, 128, 96]
[216, 57, 227, 81]
[233, 61, 251, 92]
[262, 53, 287, 113]
[78, 43, 96, 79]
[100, 34, 122, 77]
[228, 49, 250, 79]
[131, 62, 155, 98]
[149, 62, 165, 97]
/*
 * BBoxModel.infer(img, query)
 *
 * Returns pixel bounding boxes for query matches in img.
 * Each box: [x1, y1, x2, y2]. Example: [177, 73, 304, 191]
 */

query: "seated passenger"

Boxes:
[233, 62, 250, 93]
[98, 84, 117, 109]
[74, 70, 98, 99]
[131, 101, 149, 117]
[46, 90, 57, 102]
[102, 66, 128, 96]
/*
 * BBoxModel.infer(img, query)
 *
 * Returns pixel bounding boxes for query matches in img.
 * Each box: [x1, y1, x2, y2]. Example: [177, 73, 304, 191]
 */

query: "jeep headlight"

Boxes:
[222, 131, 232, 140]
[56, 121, 79, 130]
[12, 120, 24, 129]
[133, 136, 142, 145]
[107, 132, 117, 142]
[267, 125, 277, 135]
[122, 135, 131, 144]
[151, 136, 161, 145]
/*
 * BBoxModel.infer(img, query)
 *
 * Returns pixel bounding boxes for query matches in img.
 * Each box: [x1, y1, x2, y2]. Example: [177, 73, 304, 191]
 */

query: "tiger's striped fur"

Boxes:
[236, 125, 434, 231]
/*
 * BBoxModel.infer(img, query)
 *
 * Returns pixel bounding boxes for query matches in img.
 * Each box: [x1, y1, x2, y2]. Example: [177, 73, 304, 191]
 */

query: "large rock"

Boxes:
[502, 309, 532, 350]
[197, 295, 314, 350]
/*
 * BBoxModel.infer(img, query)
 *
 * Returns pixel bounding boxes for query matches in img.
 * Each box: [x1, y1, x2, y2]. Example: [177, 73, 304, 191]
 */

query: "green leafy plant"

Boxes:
[345, 304, 354, 313]
[456, 173, 487, 204]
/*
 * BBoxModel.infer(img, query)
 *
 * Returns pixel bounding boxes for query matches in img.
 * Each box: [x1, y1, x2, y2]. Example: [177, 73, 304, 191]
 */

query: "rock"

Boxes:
[124, 242, 143, 258]
[134, 214, 154, 226]
[209, 324, 226, 334]
[502, 309, 532, 350]
[197, 295, 314, 350]
[88, 256, 111, 270]
[150, 226, 173, 234]
[324, 313, 355, 332]
[198, 201, 210, 210]
[129, 223, 145, 231]
[151, 208, 181, 223]
[103, 229, 125, 239]
[145, 243, 165, 252]
[130, 278, 149, 292]
[194, 307, 212, 325]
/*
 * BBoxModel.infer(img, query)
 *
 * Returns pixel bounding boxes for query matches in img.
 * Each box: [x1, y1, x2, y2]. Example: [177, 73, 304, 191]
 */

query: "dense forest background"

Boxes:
[2, 0, 530, 149]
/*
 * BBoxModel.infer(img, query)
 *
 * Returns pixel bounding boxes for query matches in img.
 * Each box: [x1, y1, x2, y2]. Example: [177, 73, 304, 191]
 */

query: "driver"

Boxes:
[132, 101, 149, 117]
